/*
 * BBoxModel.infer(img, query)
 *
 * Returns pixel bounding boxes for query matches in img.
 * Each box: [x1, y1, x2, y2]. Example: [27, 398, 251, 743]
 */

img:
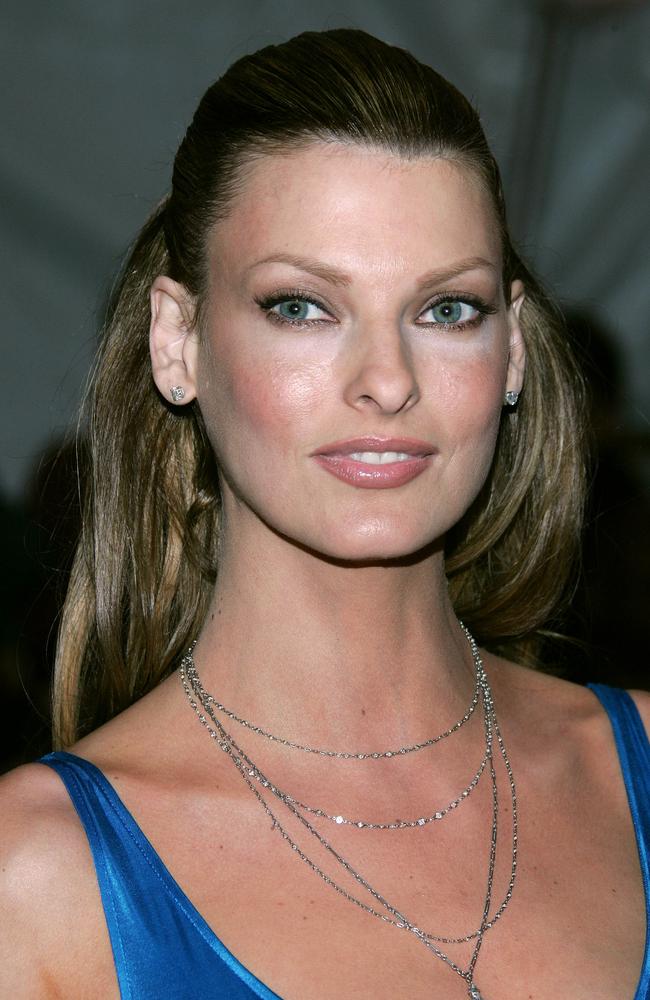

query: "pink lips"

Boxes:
[312, 437, 435, 489]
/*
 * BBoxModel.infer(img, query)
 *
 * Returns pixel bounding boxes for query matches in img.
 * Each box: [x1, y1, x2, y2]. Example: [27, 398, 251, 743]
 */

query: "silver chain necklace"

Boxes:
[185, 623, 481, 760]
[183, 657, 505, 944]
[242, 739, 491, 830]
[182, 652, 517, 941]
[180, 627, 518, 999]
[184, 626, 493, 831]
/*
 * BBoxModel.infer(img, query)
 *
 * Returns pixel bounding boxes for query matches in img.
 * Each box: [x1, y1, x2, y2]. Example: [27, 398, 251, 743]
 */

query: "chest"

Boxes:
[77, 766, 646, 1000]
[186, 806, 645, 1000]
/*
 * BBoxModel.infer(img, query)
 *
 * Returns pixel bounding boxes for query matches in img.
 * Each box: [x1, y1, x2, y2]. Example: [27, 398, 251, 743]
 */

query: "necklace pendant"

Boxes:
[468, 985, 485, 1000]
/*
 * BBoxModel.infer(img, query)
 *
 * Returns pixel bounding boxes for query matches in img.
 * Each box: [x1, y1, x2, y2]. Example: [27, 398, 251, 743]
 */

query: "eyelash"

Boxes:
[416, 293, 497, 330]
[254, 289, 496, 331]
[255, 289, 334, 328]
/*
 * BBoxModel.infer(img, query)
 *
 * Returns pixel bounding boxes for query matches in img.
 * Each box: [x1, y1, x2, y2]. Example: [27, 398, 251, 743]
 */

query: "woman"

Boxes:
[1, 28, 648, 1000]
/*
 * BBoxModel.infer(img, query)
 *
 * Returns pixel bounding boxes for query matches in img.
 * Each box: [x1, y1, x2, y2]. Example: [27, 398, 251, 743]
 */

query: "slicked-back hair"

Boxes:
[54, 29, 586, 746]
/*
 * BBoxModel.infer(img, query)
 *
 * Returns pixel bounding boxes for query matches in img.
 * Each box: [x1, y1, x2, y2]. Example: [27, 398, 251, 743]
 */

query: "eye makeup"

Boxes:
[254, 288, 335, 328]
[416, 292, 497, 331]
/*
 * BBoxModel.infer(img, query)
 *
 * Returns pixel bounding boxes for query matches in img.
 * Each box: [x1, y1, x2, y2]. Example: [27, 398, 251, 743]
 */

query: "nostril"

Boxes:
[344, 335, 420, 414]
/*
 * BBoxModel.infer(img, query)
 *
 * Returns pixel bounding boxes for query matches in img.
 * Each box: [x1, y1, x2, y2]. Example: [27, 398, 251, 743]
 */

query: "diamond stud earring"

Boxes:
[170, 386, 186, 403]
[504, 390, 519, 407]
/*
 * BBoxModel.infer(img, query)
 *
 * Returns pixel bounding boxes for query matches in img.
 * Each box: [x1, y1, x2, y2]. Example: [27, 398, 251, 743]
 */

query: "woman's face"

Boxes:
[158, 143, 525, 562]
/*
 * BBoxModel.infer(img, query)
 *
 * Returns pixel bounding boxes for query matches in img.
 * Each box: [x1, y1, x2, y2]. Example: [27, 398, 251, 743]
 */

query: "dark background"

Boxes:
[2, 0, 649, 772]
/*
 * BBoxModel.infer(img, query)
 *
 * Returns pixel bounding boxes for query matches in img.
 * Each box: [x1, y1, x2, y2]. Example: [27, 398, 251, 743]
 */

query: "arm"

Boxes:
[0, 764, 116, 998]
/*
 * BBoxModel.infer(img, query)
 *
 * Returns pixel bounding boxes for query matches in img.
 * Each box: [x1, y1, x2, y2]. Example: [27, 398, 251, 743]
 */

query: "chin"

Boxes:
[288, 515, 447, 565]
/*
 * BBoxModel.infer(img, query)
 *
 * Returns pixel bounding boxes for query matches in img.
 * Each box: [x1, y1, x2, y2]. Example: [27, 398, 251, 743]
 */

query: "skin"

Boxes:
[1, 144, 648, 999]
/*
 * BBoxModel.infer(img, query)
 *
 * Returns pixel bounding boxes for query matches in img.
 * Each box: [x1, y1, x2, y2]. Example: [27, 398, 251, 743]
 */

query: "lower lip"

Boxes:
[313, 454, 433, 489]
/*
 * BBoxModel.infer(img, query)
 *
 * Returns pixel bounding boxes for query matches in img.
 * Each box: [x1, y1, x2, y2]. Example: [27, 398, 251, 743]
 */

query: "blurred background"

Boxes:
[2, 0, 649, 771]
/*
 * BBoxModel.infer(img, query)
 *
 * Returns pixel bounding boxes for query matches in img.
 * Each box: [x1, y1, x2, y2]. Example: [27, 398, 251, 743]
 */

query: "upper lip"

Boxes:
[312, 436, 436, 457]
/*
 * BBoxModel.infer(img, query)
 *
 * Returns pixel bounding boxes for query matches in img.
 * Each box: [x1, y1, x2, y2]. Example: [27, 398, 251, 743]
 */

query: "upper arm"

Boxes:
[0, 764, 65, 996]
[0, 763, 112, 998]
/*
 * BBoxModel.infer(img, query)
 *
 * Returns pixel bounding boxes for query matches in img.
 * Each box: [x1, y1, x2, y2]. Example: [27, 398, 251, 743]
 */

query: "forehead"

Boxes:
[209, 142, 502, 280]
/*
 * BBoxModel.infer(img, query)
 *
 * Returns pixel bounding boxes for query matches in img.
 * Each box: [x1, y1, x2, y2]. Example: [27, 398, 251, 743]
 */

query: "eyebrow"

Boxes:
[249, 253, 352, 287]
[248, 253, 498, 289]
[414, 257, 498, 291]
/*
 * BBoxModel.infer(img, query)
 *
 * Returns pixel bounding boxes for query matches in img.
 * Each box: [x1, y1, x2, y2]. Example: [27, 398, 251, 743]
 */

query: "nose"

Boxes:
[342, 321, 420, 415]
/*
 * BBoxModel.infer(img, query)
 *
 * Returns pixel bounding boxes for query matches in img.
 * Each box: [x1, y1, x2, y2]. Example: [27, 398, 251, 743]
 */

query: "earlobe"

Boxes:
[505, 280, 526, 397]
[149, 276, 198, 404]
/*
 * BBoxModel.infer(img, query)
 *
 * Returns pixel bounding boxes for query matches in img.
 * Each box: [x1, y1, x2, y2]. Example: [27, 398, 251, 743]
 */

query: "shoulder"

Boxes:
[485, 654, 650, 781]
[0, 762, 108, 997]
[484, 654, 599, 729]
[482, 654, 623, 772]
[484, 657, 646, 810]
[0, 760, 88, 892]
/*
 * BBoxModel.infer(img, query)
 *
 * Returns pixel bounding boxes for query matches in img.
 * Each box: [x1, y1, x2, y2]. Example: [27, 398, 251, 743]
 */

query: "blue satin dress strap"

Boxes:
[588, 685, 650, 999]
[39, 750, 280, 999]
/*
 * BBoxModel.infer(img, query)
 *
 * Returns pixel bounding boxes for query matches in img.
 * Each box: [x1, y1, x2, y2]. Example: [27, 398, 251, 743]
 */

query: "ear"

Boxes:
[505, 279, 526, 395]
[149, 276, 199, 404]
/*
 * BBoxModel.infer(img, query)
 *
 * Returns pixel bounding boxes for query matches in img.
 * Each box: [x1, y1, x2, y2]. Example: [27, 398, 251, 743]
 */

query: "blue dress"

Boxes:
[40, 684, 649, 999]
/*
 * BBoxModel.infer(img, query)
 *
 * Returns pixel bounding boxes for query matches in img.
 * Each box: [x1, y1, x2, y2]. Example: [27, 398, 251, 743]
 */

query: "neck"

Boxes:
[194, 523, 476, 747]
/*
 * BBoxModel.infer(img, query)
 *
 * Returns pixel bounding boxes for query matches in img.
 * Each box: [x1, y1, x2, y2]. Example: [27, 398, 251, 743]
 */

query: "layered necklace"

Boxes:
[180, 623, 518, 1000]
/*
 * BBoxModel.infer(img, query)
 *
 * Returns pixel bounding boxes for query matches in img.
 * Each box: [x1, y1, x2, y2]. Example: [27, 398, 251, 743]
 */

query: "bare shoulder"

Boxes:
[0, 760, 88, 901]
[1, 756, 76, 817]
[492, 658, 650, 739]
[484, 653, 647, 791]
[484, 653, 600, 730]
[0, 762, 111, 997]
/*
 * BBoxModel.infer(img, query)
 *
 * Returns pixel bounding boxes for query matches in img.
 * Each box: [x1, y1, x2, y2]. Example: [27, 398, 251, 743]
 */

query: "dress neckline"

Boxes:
[47, 689, 650, 1000]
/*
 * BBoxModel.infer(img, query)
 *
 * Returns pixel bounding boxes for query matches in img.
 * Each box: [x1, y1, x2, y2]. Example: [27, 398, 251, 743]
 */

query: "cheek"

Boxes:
[198, 344, 327, 456]
[432, 349, 508, 489]
[438, 350, 506, 429]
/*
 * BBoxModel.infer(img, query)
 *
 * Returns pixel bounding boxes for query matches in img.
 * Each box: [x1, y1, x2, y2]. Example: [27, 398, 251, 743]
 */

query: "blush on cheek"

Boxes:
[229, 364, 282, 429]
[232, 357, 327, 430]
[207, 355, 328, 456]
[441, 357, 505, 426]
[441, 362, 506, 493]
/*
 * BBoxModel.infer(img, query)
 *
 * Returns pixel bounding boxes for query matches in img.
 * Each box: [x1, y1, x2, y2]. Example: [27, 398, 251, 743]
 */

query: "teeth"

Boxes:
[348, 451, 412, 464]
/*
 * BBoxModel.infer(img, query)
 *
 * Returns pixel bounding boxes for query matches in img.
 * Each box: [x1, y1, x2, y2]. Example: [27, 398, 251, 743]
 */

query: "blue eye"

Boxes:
[258, 293, 332, 325]
[274, 299, 315, 321]
[421, 299, 481, 326]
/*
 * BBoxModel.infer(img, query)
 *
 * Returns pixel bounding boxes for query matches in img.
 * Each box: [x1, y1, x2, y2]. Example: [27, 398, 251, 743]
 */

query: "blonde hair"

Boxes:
[54, 29, 586, 746]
